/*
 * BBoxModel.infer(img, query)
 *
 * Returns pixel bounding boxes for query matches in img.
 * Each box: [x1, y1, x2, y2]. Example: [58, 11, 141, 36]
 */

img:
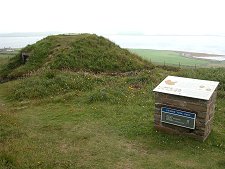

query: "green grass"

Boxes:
[1, 66, 225, 168]
[1, 38, 225, 168]
[129, 49, 224, 68]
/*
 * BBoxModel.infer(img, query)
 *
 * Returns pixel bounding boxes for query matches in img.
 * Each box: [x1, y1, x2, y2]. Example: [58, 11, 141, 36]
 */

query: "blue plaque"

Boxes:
[161, 107, 196, 129]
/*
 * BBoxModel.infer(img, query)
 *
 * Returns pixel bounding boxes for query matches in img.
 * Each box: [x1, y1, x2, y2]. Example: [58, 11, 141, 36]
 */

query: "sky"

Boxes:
[1, 0, 225, 35]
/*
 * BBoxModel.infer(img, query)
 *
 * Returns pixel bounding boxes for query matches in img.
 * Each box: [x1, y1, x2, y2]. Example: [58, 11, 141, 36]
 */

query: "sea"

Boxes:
[1, 35, 225, 59]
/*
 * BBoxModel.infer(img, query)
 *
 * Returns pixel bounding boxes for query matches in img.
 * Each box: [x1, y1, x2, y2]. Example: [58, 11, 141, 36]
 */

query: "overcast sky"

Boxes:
[1, 0, 225, 35]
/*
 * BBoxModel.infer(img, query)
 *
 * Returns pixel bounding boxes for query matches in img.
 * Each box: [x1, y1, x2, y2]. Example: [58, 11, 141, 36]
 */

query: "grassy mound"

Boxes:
[0, 34, 152, 79]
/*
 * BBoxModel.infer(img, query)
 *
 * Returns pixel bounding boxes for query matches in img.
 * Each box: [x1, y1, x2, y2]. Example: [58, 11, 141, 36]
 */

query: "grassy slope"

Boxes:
[1, 60, 225, 168]
[129, 49, 224, 67]
[1, 46, 225, 168]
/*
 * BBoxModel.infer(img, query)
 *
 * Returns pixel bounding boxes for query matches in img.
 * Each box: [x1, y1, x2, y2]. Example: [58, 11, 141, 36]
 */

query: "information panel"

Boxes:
[153, 76, 219, 100]
[161, 107, 196, 129]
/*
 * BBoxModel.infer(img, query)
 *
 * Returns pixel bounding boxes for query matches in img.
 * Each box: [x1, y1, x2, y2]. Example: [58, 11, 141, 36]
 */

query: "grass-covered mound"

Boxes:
[0, 34, 152, 79]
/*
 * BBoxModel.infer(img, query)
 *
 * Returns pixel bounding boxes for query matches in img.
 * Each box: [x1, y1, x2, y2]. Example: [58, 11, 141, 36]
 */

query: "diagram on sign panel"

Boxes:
[165, 79, 177, 85]
[156, 79, 182, 94]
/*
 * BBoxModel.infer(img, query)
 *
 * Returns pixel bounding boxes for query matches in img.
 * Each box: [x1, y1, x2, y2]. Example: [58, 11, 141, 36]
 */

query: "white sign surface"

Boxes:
[153, 76, 219, 100]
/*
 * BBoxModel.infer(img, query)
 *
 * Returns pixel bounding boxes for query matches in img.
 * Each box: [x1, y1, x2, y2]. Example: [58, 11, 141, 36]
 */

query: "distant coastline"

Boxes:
[133, 48, 225, 62]
[1, 34, 225, 57]
[175, 51, 225, 61]
[0, 32, 60, 37]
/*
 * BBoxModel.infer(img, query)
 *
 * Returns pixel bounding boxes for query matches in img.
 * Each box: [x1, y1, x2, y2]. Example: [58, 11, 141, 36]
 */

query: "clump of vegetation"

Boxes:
[8, 71, 103, 101]
[0, 34, 152, 80]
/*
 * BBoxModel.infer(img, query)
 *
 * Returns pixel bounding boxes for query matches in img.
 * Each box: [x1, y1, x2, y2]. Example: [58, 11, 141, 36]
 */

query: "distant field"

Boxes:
[0, 50, 19, 66]
[0, 53, 14, 67]
[129, 49, 225, 68]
